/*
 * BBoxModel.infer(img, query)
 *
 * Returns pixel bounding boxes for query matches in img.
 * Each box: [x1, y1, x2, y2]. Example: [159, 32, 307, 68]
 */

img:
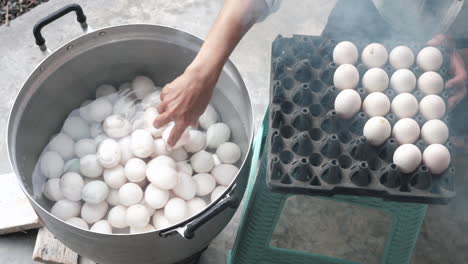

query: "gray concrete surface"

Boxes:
[0, 0, 467, 263]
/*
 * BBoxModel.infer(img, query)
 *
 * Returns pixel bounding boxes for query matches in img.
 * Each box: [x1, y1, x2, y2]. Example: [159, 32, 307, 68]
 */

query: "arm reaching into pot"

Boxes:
[154, 0, 272, 146]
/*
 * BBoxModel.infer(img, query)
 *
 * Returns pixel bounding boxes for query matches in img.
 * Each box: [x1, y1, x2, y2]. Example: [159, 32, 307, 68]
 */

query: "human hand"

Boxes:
[154, 64, 219, 146]
[428, 34, 467, 111]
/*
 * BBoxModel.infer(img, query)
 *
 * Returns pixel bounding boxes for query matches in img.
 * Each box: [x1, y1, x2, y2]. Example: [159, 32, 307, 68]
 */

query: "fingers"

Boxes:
[154, 111, 173, 129]
[428, 34, 447, 46]
[447, 53, 467, 88]
[446, 74, 467, 89]
[157, 101, 167, 114]
[448, 88, 466, 111]
[167, 121, 189, 147]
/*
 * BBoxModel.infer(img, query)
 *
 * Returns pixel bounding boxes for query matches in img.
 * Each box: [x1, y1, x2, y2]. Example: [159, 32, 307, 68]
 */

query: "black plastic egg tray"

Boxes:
[267, 35, 456, 204]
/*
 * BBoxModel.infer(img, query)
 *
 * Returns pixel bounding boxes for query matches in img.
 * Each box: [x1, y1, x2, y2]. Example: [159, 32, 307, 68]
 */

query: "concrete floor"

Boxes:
[0, 0, 467, 263]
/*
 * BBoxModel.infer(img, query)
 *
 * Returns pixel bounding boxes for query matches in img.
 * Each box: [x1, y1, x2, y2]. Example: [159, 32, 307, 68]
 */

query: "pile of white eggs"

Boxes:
[39, 75, 241, 234]
[333, 41, 450, 175]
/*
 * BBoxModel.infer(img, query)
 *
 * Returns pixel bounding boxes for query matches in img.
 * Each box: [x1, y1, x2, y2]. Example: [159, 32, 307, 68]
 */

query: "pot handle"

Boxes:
[159, 184, 240, 239]
[33, 3, 88, 51]
[183, 185, 240, 239]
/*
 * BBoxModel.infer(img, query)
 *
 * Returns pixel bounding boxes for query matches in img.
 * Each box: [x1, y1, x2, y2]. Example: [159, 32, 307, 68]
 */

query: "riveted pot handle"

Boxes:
[33, 3, 88, 51]
[184, 185, 240, 239]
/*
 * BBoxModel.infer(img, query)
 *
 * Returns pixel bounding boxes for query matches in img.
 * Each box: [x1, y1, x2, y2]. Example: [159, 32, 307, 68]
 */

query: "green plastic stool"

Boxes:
[227, 111, 428, 264]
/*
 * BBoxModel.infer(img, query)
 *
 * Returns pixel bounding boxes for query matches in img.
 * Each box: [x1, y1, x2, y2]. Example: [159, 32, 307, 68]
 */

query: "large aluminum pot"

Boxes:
[7, 4, 253, 264]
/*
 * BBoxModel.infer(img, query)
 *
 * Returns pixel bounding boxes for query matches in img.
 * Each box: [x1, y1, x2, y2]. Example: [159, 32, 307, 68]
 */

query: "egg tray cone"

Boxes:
[267, 35, 455, 204]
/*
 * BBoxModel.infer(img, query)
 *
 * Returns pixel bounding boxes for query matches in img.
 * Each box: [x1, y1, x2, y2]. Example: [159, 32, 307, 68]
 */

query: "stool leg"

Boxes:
[381, 203, 427, 264]
[228, 152, 289, 264]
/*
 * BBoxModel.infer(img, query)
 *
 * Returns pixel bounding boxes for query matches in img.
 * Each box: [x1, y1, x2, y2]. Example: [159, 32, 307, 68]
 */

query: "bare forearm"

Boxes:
[188, 0, 267, 76]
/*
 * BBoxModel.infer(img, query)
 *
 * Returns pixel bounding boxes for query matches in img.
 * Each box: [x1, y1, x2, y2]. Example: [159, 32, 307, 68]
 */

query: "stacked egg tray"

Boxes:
[267, 35, 456, 204]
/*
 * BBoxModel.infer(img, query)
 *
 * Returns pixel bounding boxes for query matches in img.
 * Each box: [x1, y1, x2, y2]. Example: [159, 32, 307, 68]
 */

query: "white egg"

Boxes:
[162, 123, 191, 149]
[216, 142, 241, 164]
[141, 90, 161, 109]
[126, 204, 150, 228]
[391, 93, 419, 119]
[66, 217, 89, 230]
[89, 123, 103, 138]
[113, 96, 136, 119]
[389, 46, 414, 69]
[362, 92, 390, 117]
[192, 173, 216, 196]
[333, 41, 359, 65]
[417, 47, 443, 72]
[170, 148, 189, 161]
[106, 189, 120, 206]
[48, 133, 75, 160]
[144, 107, 166, 138]
[60, 172, 84, 202]
[118, 183, 143, 206]
[184, 130, 206, 153]
[176, 161, 193, 176]
[148, 155, 176, 169]
[144, 184, 169, 209]
[51, 199, 81, 220]
[419, 95, 446, 120]
[211, 164, 239, 186]
[88, 98, 113, 123]
[118, 136, 134, 164]
[81, 201, 108, 224]
[132, 76, 156, 99]
[97, 138, 121, 169]
[418, 71, 444, 95]
[146, 164, 178, 190]
[79, 154, 104, 178]
[362, 68, 389, 93]
[164, 197, 189, 223]
[64, 158, 80, 173]
[103, 115, 131, 139]
[212, 154, 222, 167]
[107, 205, 128, 229]
[206, 123, 232, 149]
[333, 64, 359, 90]
[130, 224, 156, 234]
[393, 144, 422, 173]
[79, 100, 94, 122]
[199, 104, 218, 130]
[90, 220, 112, 234]
[392, 118, 420, 144]
[96, 84, 117, 100]
[173, 173, 197, 200]
[363, 116, 391, 146]
[43, 178, 64, 202]
[40, 151, 64, 179]
[62, 116, 90, 140]
[423, 144, 451, 174]
[333, 89, 361, 120]
[211, 186, 226, 202]
[190, 150, 214, 173]
[103, 165, 127, 189]
[81, 180, 109, 204]
[361, 43, 388, 68]
[153, 210, 172, 230]
[152, 138, 171, 158]
[390, 69, 416, 93]
[187, 198, 208, 217]
[74, 139, 96, 158]
[421, 119, 449, 144]
[124, 158, 147, 183]
[131, 129, 154, 158]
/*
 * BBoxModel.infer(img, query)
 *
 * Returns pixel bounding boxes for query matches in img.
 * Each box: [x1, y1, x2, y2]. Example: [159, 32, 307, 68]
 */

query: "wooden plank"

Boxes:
[0, 172, 41, 234]
[32, 228, 78, 264]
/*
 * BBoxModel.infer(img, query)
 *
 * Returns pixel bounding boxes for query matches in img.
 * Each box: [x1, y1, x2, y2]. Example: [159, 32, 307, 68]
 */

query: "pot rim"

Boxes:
[7, 23, 255, 236]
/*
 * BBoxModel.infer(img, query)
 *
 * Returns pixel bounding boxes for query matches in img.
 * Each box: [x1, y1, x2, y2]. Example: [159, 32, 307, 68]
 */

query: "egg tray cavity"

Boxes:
[267, 35, 455, 204]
